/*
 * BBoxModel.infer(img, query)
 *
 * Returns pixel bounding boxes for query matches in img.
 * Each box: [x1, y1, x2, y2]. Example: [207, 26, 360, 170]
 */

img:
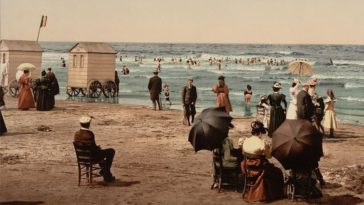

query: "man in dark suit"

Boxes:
[74, 116, 116, 182]
[45, 67, 59, 109]
[114, 70, 120, 96]
[297, 83, 315, 121]
[148, 71, 162, 110]
[297, 84, 326, 187]
[181, 78, 197, 126]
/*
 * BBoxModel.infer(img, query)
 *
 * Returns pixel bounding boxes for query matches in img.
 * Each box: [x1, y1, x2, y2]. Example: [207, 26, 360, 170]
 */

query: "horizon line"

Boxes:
[38, 40, 364, 46]
[1, 38, 363, 46]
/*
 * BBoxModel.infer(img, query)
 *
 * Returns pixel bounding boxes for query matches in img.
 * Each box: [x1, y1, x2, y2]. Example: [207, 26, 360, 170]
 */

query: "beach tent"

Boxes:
[0, 40, 43, 84]
[67, 42, 117, 97]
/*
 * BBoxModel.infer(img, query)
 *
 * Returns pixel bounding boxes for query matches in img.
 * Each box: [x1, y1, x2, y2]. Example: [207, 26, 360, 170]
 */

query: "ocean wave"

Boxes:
[315, 74, 364, 80]
[119, 89, 133, 93]
[332, 60, 364, 66]
[313, 61, 334, 66]
[344, 82, 364, 89]
[339, 96, 364, 102]
[241, 51, 306, 56]
[229, 91, 244, 96]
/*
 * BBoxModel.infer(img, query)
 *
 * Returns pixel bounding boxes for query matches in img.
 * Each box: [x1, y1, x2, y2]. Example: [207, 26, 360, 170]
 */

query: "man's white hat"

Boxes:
[79, 116, 92, 124]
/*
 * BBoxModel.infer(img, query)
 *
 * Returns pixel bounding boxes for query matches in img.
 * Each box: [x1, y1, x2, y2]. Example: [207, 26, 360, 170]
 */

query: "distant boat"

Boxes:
[329, 58, 334, 65]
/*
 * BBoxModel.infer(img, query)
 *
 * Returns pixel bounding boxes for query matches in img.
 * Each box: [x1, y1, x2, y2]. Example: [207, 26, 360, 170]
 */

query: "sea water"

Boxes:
[39, 42, 364, 125]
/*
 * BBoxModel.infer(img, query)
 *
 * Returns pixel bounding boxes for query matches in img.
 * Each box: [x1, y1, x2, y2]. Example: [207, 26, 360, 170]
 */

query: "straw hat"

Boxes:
[79, 116, 92, 124]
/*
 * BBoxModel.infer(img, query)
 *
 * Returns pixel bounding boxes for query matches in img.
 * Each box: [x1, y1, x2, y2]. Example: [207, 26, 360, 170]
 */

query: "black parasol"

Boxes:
[271, 119, 323, 170]
[188, 107, 233, 152]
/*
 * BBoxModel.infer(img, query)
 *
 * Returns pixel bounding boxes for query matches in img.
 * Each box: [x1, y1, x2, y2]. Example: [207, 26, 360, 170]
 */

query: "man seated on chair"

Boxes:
[74, 116, 116, 182]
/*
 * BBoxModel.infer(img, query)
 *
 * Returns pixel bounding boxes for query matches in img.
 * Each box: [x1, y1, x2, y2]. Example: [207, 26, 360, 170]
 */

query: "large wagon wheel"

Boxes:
[88, 80, 102, 98]
[66, 87, 81, 97]
[9, 80, 20, 97]
[102, 81, 117, 98]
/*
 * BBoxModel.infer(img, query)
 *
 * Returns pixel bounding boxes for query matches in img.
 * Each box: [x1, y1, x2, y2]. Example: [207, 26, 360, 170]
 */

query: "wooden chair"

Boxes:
[211, 148, 241, 192]
[73, 142, 103, 185]
[241, 153, 266, 200]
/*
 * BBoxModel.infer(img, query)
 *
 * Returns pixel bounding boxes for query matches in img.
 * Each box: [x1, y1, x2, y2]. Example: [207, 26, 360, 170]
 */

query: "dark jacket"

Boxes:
[74, 129, 100, 155]
[297, 90, 314, 120]
[148, 75, 162, 100]
[182, 85, 197, 104]
[74, 129, 97, 147]
[114, 71, 120, 84]
[46, 71, 60, 95]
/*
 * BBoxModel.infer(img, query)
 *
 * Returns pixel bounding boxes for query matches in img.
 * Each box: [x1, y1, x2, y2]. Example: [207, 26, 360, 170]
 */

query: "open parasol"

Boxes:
[17, 63, 37, 71]
[188, 107, 233, 152]
[288, 61, 313, 76]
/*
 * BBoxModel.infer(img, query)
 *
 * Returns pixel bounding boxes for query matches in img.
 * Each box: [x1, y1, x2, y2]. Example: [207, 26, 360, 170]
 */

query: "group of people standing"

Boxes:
[148, 72, 233, 126]
[254, 77, 337, 138]
[18, 67, 59, 111]
[147, 71, 198, 126]
[0, 67, 60, 135]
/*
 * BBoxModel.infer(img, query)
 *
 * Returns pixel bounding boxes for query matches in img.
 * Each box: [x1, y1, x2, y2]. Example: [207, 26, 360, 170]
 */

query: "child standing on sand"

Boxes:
[163, 84, 172, 107]
[323, 88, 337, 137]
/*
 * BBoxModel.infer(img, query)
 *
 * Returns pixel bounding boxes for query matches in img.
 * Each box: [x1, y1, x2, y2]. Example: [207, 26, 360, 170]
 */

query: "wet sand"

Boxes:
[0, 96, 363, 205]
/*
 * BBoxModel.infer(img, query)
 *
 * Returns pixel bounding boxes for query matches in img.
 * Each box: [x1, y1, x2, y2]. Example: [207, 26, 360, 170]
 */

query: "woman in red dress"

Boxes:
[211, 75, 232, 113]
[18, 70, 35, 110]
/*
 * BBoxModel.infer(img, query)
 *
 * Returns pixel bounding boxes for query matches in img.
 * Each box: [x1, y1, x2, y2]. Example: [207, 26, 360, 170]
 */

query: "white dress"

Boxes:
[323, 97, 338, 129]
[286, 85, 299, 119]
[256, 103, 270, 128]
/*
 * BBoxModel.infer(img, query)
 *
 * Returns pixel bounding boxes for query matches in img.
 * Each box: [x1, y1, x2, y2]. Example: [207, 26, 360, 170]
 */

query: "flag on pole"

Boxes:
[40, 15, 47, 28]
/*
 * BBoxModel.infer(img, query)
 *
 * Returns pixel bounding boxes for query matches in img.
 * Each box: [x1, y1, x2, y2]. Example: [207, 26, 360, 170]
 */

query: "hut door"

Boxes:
[1, 53, 5, 64]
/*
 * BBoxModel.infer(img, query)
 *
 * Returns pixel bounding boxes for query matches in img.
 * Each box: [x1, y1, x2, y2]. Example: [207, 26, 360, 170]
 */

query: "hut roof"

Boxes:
[69, 42, 116, 54]
[0, 40, 43, 52]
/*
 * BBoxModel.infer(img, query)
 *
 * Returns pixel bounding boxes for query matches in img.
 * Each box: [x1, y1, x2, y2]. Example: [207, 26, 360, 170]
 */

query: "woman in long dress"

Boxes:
[0, 110, 6, 135]
[267, 82, 287, 137]
[238, 121, 284, 202]
[286, 79, 300, 119]
[18, 70, 35, 110]
[323, 89, 337, 137]
[35, 70, 53, 111]
[212, 75, 232, 113]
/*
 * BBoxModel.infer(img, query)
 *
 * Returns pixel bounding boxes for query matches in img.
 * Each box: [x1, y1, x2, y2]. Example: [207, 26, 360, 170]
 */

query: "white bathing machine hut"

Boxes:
[0, 40, 43, 96]
[67, 42, 117, 98]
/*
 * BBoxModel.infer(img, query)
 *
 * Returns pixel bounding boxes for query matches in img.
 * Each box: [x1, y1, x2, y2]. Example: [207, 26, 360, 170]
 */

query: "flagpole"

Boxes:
[36, 26, 42, 42]
[36, 15, 46, 42]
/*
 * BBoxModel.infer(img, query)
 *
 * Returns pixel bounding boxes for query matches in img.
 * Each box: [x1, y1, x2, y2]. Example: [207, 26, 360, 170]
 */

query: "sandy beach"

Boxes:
[0, 96, 363, 205]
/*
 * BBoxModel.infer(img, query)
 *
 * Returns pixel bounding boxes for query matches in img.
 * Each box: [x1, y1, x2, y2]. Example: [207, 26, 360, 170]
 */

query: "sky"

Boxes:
[1, 0, 364, 44]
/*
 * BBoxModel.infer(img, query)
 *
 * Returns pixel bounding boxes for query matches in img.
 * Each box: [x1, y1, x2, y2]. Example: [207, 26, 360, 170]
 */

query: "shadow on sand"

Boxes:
[0, 201, 44, 205]
[305, 194, 363, 205]
[0, 132, 37, 137]
[96, 179, 141, 187]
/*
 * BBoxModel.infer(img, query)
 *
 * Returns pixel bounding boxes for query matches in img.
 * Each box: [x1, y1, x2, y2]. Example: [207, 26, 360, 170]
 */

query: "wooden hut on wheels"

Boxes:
[0, 40, 43, 96]
[67, 42, 117, 98]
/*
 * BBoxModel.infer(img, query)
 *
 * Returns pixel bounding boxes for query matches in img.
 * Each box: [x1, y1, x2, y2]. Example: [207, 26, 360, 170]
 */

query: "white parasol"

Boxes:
[17, 63, 37, 71]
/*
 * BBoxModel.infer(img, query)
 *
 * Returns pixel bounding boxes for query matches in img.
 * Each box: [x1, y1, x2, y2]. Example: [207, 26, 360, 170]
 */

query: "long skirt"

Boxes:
[36, 89, 53, 111]
[18, 88, 35, 109]
[0, 110, 7, 134]
[241, 158, 284, 202]
[268, 106, 286, 136]
[286, 102, 297, 120]
[323, 110, 337, 130]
